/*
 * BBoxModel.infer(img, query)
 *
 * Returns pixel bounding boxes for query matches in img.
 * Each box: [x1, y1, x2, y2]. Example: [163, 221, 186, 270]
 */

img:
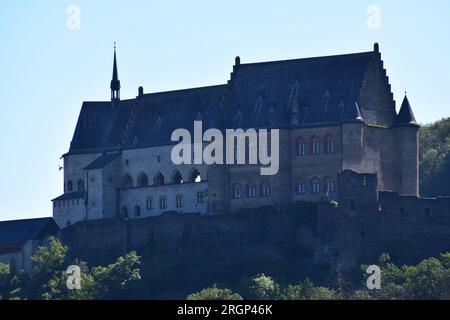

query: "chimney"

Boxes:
[138, 86, 144, 97]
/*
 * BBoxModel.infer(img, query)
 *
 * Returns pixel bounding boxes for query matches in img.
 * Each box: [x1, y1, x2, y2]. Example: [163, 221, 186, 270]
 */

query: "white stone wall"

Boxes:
[102, 157, 122, 219]
[53, 197, 86, 228]
[86, 168, 104, 221]
[120, 181, 208, 218]
[64, 153, 102, 192]
[120, 145, 208, 185]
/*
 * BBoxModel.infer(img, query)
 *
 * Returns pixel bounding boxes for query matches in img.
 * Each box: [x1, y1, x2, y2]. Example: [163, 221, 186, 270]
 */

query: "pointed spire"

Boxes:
[342, 102, 364, 123]
[110, 43, 121, 100]
[395, 94, 419, 127]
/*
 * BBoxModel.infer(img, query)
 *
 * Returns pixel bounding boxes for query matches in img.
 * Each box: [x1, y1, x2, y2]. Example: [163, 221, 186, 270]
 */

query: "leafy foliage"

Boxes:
[186, 285, 243, 300]
[419, 117, 450, 196]
[0, 238, 141, 300]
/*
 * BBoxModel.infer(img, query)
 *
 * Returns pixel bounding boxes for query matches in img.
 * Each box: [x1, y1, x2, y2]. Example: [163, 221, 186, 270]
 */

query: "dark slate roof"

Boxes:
[69, 85, 226, 153]
[0, 218, 59, 246]
[224, 52, 374, 129]
[68, 49, 385, 154]
[51, 191, 86, 201]
[84, 153, 119, 170]
[395, 96, 419, 127]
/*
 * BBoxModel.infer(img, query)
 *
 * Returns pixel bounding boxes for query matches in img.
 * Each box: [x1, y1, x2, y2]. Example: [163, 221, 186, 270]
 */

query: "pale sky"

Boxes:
[1, 0, 449, 221]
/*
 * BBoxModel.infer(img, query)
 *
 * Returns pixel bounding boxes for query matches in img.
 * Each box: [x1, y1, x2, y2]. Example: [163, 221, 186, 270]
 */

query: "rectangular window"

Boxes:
[297, 183, 305, 195]
[261, 185, 270, 197]
[312, 182, 320, 193]
[298, 143, 306, 156]
[146, 198, 153, 210]
[247, 187, 256, 198]
[108, 176, 113, 184]
[160, 197, 167, 209]
[325, 141, 334, 153]
[176, 194, 184, 208]
[326, 181, 335, 192]
[312, 142, 320, 154]
[197, 192, 205, 203]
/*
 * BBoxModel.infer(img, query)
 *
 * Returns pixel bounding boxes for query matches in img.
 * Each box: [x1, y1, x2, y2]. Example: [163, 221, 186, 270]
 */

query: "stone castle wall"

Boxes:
[61, 172, 450, 282]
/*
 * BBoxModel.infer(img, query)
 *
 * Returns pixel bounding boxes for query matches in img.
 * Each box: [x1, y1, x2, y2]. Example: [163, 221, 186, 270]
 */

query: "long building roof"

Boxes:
[67, 46, 399, 155]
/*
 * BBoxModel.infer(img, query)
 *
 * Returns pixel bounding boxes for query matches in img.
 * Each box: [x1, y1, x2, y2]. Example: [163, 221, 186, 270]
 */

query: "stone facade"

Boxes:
[52, 44, 420, 229]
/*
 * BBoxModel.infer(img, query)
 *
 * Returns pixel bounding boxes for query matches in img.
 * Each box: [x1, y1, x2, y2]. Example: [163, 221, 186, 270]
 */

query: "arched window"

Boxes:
[324, 176, 335, 193]
[295, 136, 306, 156]
[77, 179, 85, 191]
[310, 136, 321, 155]
[324, 135, 334, 153]
[232, 183, 242, 199]
[260, 181, 271, 197]
[246, 182, 256, 198]
[172, 170, 183, 184]
[153, 171, 165, 186]
[296, 179, 306, 195]
[310, 177, 320, 193]
[67, 180, 73, 192]
[121, 206, 128, 218]
[134, 205, 141, 217]
[122, 174, 133, 189]
[189, 168, 201, 183]
[137, 173, 149, 187]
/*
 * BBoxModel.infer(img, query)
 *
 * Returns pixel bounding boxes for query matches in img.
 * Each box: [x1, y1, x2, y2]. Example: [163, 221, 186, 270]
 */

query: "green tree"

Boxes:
[0, 263, 11, 299]
[90, 251, 141, 299]
[403, 258, 446, 299]
[419, 117, 450, 196]
[187, 285, 243, 300]
[281, 279, 337, 300]
[241, 274, 280, 300]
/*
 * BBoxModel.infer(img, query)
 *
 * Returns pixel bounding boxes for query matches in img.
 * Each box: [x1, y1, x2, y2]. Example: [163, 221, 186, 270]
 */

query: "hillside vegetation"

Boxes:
[419, 117, 450, 197]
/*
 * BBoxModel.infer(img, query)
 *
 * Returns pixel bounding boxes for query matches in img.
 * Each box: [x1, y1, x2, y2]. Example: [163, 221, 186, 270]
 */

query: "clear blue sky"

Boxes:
[1, 0, 449, 221]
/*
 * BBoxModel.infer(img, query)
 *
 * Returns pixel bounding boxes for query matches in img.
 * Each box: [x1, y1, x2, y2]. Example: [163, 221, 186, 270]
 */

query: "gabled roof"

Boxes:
[0, 217, 59, 247]
[395, 95, 419, 127]
[84, 153, 119, 170]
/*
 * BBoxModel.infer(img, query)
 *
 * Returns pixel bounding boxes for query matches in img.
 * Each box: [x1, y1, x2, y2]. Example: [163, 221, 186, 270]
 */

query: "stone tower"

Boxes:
[394, 95, 420, 196]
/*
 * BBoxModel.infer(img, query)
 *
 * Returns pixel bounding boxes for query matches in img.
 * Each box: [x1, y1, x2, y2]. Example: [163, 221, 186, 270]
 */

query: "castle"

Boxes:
[52, 43, 420, 229]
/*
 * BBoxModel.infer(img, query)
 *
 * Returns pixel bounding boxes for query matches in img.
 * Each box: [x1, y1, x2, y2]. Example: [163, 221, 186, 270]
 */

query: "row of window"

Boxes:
[295, 136, 335, 155]
[232, 181, 271, 199]
[121, 191, 206, 218]
[65, 169, 203, 192]
[66, 180, 85, 192]
[231, 177, 336, 200]
[123, 168, 201, 189]
[295, 178, 335, 195]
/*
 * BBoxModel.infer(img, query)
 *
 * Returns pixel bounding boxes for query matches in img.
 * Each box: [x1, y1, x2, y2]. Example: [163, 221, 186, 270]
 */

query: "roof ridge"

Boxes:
[239, 51, 374, 67]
